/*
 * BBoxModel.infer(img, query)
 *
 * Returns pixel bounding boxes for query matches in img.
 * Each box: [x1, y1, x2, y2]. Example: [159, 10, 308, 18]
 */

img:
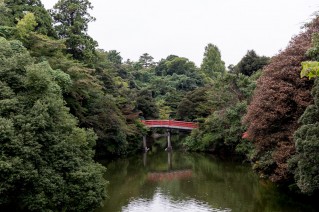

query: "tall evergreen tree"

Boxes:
[107, 50, 123, 65]
[139, 53, 155, 68]
[200, 43, 225, 78]
[50, 0, 98, 64]
[235, 50, 270, 76]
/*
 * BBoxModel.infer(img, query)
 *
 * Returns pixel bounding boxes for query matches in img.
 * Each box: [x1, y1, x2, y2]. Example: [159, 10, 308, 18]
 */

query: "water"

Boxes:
[96, 151, 318, 212]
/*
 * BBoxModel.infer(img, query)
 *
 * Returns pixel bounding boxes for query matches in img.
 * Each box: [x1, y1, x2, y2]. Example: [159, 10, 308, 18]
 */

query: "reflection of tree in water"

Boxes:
[96, 158, 149, 212]
[96, 152, 319, 212]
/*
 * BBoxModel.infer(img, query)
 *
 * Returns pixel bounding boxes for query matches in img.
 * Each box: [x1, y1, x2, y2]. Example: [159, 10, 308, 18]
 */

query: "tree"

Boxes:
[235, 50, 270, 76]
[243, 17, 319, 183]
[139, 53, 155, 68]
[50, 0, 97, 63]
[15, 12, 37, 39]
[0, 0, 11, 27]
[56, 63, 133, 157]
[0, 37, 106, 211]
[290, 79, 319, 194]
[155, 55, 197, 76]
[300, 33, 319, 79]
[136, 89, 159, 119]
[227, 64, 235, 72]
[152, 56, 204, 92]
[289, 31, 319, 195]
[53, 50, 144, 157]
[131, 54, 205, 119]
[166, 57, 196, 76]
[200, 43, 225, 78]
[107, 50, 123, 65]
[4, 0, 56, 37]
[176, 87, 210, 121]
[183, 72, 256, 158]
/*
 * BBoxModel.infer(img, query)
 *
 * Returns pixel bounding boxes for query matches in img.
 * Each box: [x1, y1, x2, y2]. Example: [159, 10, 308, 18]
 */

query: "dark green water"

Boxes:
[96, 151, 318, 212]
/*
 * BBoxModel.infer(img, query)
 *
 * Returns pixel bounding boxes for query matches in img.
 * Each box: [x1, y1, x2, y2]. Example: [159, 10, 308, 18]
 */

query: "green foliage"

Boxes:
[157, 99, 172, 119]
[0, 0, 11, 27]
[176, 87, 210, 121]
[4, 0, 56, 37]
[290, 79, 319, 194]
[234, 50, 270, 76]
[306, 32, 319, 61]
[185, 101, 253, 157]
[129, 54, 205, 119]
[207, 73, 256, 111]
[300, 61, 319, 79]
[0, 26, 15, 39]
[289, 31, 319, 195]
[300, 33, 319, 79]
[139, 53, 155, 68]
[52, 48, 145, 157]
[184, 72, 257, 157]
[51, 0, 97, 64]
[0, 3, 146, 158]
[58, 64, 132, 156]
[16, 12, 37, 39]
[107, 50, 123, 65]
[0, 37, 106, 211]
[136, 89, 159, 119]
[200, 43, 225, 78]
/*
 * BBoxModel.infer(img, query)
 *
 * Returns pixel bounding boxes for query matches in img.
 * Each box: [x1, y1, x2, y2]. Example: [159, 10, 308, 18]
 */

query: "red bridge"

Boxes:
[141, 120, 198, 130]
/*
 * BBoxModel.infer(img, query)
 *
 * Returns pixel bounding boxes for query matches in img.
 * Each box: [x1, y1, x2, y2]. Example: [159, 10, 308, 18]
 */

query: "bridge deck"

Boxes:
[141, 120, 198, 130]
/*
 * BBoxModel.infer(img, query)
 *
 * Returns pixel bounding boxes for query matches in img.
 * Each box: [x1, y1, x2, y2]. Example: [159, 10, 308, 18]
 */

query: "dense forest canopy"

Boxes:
[0, 37, 106, 211]
[243, 17, 319, 184]
[1, 0, 319, 211]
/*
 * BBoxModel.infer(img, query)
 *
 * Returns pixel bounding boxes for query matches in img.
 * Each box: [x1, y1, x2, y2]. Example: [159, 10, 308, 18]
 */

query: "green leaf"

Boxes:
[300, 61, 319, 79]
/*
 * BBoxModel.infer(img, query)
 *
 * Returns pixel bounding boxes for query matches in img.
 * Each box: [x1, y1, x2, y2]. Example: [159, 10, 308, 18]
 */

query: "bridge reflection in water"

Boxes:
[143, 152, 193, 182]
[141, 120, 198, 152]
[96, 151, 317, 212]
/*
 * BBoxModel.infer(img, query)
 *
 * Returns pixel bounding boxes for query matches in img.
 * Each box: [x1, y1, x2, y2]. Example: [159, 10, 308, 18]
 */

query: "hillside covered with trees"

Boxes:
[1, 0, 319, 211]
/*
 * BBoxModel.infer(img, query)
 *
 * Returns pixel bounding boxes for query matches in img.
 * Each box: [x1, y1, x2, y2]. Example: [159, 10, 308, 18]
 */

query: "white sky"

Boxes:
[42, 0, 319, 66]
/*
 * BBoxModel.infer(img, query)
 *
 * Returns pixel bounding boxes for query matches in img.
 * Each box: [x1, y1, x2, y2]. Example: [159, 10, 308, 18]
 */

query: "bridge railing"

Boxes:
[141, 120, 198, 129]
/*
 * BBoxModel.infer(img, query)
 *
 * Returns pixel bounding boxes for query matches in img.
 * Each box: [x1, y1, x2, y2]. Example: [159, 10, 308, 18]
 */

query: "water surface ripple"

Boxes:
[96, 151, 318, 212]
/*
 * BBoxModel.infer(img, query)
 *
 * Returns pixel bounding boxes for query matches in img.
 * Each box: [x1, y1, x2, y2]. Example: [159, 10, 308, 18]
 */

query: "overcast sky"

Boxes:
[42, 0, 318, 66]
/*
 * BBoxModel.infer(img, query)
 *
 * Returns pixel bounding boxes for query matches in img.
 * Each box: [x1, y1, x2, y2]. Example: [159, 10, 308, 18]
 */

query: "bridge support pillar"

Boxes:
[143, 152, 147, 166]
[143, 136, 149, 152]
[168, 151, 172, 170]
[166, 130, 172, 151]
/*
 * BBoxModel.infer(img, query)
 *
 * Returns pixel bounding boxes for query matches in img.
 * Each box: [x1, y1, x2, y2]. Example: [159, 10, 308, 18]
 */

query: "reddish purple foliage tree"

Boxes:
[243, 17, 319, 183]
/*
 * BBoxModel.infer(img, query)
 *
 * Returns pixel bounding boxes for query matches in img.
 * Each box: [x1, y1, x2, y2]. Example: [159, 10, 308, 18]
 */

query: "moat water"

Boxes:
[96, 151, 318, 212]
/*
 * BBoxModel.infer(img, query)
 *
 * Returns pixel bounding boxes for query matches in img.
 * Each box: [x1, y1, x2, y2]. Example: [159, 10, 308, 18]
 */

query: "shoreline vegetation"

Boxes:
[1, 0, 319, 211]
